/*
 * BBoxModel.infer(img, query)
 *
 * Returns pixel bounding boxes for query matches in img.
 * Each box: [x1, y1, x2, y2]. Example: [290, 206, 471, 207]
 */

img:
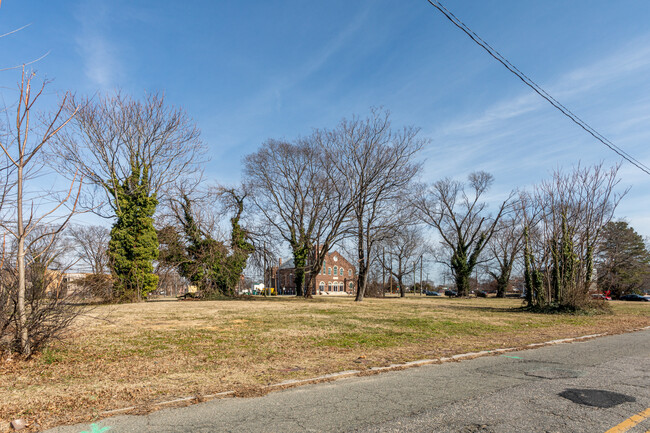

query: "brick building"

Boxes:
[266, 250, 356, 295]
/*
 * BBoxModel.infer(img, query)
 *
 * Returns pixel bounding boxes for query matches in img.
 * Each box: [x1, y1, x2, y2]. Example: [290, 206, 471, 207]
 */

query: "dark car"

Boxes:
[619, 294, 650, 302]
[425, 291, 441, 296]
[476, 290, 488, 298]
[444, 290, 457, 297]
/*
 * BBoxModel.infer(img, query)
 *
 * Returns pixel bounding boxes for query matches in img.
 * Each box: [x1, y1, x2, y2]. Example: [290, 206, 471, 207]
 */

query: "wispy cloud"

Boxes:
[74, 0, 122, 90]
[237, 2, 370, 117]
[420, 35, 650, 235]
[424, 34, 650, 179]
[204, 2, 372, 176]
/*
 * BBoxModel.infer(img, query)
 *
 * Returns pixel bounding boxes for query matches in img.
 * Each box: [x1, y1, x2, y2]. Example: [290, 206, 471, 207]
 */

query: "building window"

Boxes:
[333, 266, 338, 276]
[328, 282, 332, 291]
[349, 282, 354, 290]
[322, 262, 326, 274]
[319, 281, 325, 291]
[328, 267, 332, 275]
[348, 269, 352, 276]
[339, 268, 344, 276]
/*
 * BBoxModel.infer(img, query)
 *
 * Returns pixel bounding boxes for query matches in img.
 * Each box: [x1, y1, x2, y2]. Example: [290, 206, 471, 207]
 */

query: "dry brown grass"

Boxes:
[1, 296, 648, 430]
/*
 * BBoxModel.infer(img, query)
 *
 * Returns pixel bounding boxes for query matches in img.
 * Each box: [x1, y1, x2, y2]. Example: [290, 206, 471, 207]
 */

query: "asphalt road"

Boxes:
[46, 329, 650, 433]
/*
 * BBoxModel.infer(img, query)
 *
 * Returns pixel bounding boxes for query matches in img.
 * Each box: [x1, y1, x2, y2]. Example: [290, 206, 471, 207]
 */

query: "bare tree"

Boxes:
[0, 69, 81, 356]
[416, 172, 512, 297]
[51, 92, 204, 216]
[522, 163, 625, 309]
[377, 226, 427, 298]
[486, 214, 525, 297]
[244, 134, 352, 297]
[244, 110, 424, 300]
[331, 109, 426, 301]
[68, 224, 110, 274]
[66, 224, 112, 301]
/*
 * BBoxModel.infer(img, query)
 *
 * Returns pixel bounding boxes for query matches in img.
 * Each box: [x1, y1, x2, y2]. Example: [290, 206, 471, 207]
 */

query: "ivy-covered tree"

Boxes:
[417, 172, 512, 297]
[222, 187, 255, 293]
[521, 164, 624, 310]
[163, 187, 254, 298]
[108, 162, 159, 302]
[597, 221, 650, 298]
[50, 92, 204, 303]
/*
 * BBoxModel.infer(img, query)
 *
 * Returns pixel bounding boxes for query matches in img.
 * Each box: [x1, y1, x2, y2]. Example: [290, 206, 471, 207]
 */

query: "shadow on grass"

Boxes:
[440, 302, 611, 316]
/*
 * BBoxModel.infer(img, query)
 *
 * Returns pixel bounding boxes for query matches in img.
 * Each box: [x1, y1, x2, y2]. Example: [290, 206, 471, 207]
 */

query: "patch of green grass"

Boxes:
[40, 348, 62, 365]
[315, 330, 416, 348]
[314, 317, 511, 349]
[379, 317, 507, 336]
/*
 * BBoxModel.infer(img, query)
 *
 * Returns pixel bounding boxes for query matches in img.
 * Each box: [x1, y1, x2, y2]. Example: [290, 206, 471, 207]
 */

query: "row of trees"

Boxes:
[242, 108, 642, 307]
[242, 110, 520, 301]
[1, 69, 643, 356]
[244, 109, 427, 300]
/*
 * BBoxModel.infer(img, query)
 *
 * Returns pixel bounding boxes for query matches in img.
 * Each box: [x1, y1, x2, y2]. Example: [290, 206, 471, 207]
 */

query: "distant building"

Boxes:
[265, 250, 356, 295]
[61, 272, 92, 296]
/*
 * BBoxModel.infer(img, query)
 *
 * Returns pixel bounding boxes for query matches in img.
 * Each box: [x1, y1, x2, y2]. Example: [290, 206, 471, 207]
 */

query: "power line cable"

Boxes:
[425, 0, 650, 176]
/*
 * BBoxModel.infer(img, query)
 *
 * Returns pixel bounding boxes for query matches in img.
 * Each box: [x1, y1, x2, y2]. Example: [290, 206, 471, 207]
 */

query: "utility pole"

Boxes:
[263, 242, 268, 293]
[420, 254, 423, 295]
[382, 248, 386, 298]
[389, 254, 393, 295]
[413, 262, 416, 296]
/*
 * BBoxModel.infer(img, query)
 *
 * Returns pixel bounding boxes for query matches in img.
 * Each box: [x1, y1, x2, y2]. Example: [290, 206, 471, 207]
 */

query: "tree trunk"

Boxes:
[398, 276, 405, 298]
[355, 220, 366, 302]
[294, 267, 304, 297]
[455, 271, 469, 297]
[495, 265, 511, 298]
[16, 166, 30, 356]
[496, 282, 506, 298]
[355, 265, 368, 302]
[292, 244, 311, 298]
[302, 269, 313, 299]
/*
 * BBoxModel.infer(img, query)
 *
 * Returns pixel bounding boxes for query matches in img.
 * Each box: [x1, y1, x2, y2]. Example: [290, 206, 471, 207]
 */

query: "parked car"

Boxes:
[444, 290, 457, 297]
[476, 290, 488, 298]
[620, 294, 649, 302]
[425, 291, 441, 296]
[591, 293, 611, 301]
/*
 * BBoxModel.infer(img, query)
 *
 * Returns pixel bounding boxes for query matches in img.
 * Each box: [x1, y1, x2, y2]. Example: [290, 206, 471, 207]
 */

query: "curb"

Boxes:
[99, 325, 650, 416]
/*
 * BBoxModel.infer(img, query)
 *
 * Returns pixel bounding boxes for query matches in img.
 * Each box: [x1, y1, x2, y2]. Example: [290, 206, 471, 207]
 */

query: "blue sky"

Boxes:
[2, 0, 650, 241]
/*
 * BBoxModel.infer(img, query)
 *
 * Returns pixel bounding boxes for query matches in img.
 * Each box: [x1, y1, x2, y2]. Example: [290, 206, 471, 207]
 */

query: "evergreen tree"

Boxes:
[108, 162, 159, 302]
[597, 221, 650, 298]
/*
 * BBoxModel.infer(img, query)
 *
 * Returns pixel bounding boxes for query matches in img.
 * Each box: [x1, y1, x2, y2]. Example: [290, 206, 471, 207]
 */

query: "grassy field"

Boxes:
[1, 296, 648, 430]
